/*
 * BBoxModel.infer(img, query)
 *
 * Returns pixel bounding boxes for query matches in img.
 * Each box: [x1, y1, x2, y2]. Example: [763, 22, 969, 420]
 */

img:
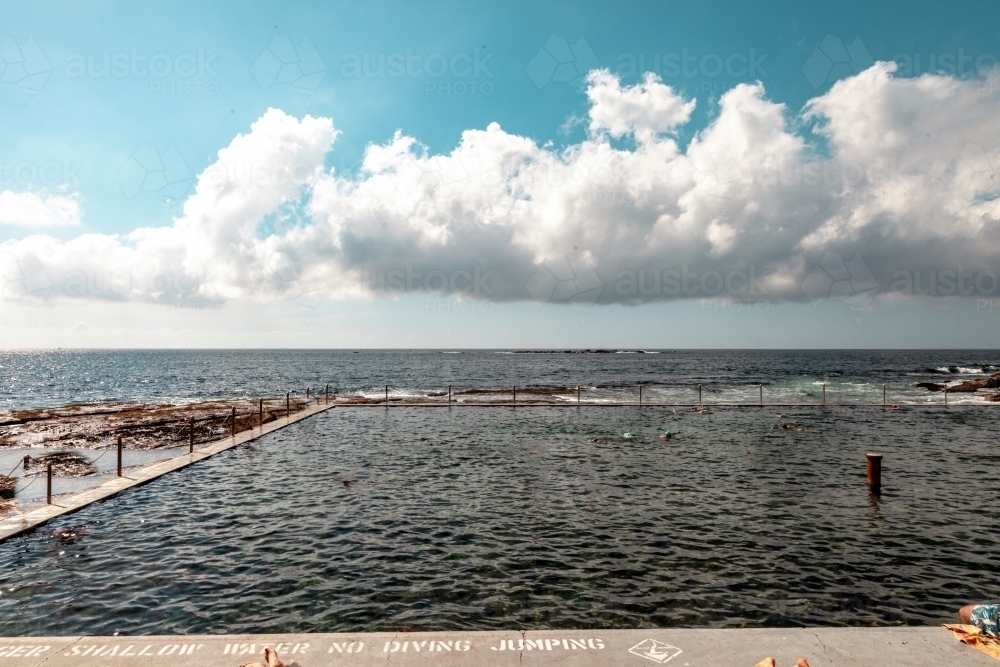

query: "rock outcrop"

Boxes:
[946, 371, 1000, 393]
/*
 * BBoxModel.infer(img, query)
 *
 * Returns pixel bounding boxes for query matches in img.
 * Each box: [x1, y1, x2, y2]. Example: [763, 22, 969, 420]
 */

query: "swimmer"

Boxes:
[659, 430, 673, 440]
[891, 404, 901, 411]
[781, 424, 796, 430]
[778, 413, 790, 419]
[241, 647, 287, 667]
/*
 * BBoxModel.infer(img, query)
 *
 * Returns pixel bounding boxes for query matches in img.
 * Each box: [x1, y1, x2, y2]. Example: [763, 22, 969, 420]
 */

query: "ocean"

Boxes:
[1, 349, 998, 410]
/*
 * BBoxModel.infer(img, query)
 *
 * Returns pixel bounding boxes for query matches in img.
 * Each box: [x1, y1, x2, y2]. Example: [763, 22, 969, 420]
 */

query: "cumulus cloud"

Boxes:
[585, 70, 695, 143]
[3, 65, 1000, 308]
[0, 191, 81, 228]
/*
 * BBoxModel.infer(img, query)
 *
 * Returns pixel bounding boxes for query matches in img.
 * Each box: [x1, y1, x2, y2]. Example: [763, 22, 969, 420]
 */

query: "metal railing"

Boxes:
[345, 381, 990, 408]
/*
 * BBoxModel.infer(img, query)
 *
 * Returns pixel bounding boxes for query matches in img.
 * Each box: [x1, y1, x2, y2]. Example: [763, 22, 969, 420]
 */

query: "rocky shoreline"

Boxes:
[915, 370, 1000, 400]
[0, 398, 310, 451]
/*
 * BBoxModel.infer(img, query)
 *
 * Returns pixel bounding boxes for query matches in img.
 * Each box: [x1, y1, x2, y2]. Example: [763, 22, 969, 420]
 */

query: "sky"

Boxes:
[1, 0, 999, 348]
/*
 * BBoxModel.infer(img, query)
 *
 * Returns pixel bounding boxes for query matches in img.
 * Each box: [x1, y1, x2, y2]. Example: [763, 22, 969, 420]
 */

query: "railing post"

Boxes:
[883, 384, 886, 407]
[945, 387, 948, 407]
[866, 453, 883, 495]
[117, 435, 123, 477]
[698, 383, 702, 406]
[577, 385, 581, 404]
[326, 384, 329, 405]
[259, 399, 263, 428]
[189, 418, 194, 453]
[231, 407, 236, 438]
[47, 462, 52, 505]
[286, 391, 290, 419]
[759, 383, 763, 406]
[822, 384, 826, 405]
[448, 384, 452, 406]
[513, 385, 516, 406]
[639, 385, 643, 405]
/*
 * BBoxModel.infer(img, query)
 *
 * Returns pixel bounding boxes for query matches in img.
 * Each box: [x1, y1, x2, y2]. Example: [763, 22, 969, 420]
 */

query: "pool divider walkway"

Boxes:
[0, 401, 337, 544]
[0, 627, 990, 666]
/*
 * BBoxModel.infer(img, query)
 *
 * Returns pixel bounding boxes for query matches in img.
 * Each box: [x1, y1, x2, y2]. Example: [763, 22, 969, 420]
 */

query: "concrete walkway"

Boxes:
[0, 627, 990, 666]
[0, 401, 336, 544]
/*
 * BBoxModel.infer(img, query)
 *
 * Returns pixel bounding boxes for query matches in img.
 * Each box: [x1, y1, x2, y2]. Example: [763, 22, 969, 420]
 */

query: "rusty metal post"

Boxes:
[286, 391, 290, 419]
[117, 435, 123, 477]
[326, 384, 329, 405]
[23, 455, 29, 471]
[306, 387, 310, 401]
[231, 407, 236, 438]
[47, 462, 52, 504]
[259, 399, 263, 428]
[189, 418, 194, 453]
[866, 453, 883, 495]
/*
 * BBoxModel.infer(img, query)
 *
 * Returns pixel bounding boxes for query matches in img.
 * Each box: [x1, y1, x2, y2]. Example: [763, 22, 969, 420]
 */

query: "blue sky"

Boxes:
[1, 0, 999, 348]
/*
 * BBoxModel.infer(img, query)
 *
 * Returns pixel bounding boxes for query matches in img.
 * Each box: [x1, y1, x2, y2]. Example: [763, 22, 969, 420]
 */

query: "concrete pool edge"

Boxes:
[0, 402, 336, 544]
[0, 627, 991, 666]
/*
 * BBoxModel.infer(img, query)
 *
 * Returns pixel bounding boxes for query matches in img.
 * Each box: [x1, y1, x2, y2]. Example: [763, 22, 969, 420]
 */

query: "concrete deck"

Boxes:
[0, 401, 336, 544]
[0, 628, 989, 666]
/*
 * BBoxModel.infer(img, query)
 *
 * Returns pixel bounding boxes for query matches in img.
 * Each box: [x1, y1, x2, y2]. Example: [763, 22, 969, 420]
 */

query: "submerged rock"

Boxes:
[0, 475, 14, 499]
[24, 451, 98, 477]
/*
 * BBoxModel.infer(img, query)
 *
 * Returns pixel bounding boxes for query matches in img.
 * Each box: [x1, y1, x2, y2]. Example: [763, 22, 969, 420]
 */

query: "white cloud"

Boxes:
[3, 67, 1000, 308]
[0, 191, 81, 228]
[585, 70, 695, 143]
